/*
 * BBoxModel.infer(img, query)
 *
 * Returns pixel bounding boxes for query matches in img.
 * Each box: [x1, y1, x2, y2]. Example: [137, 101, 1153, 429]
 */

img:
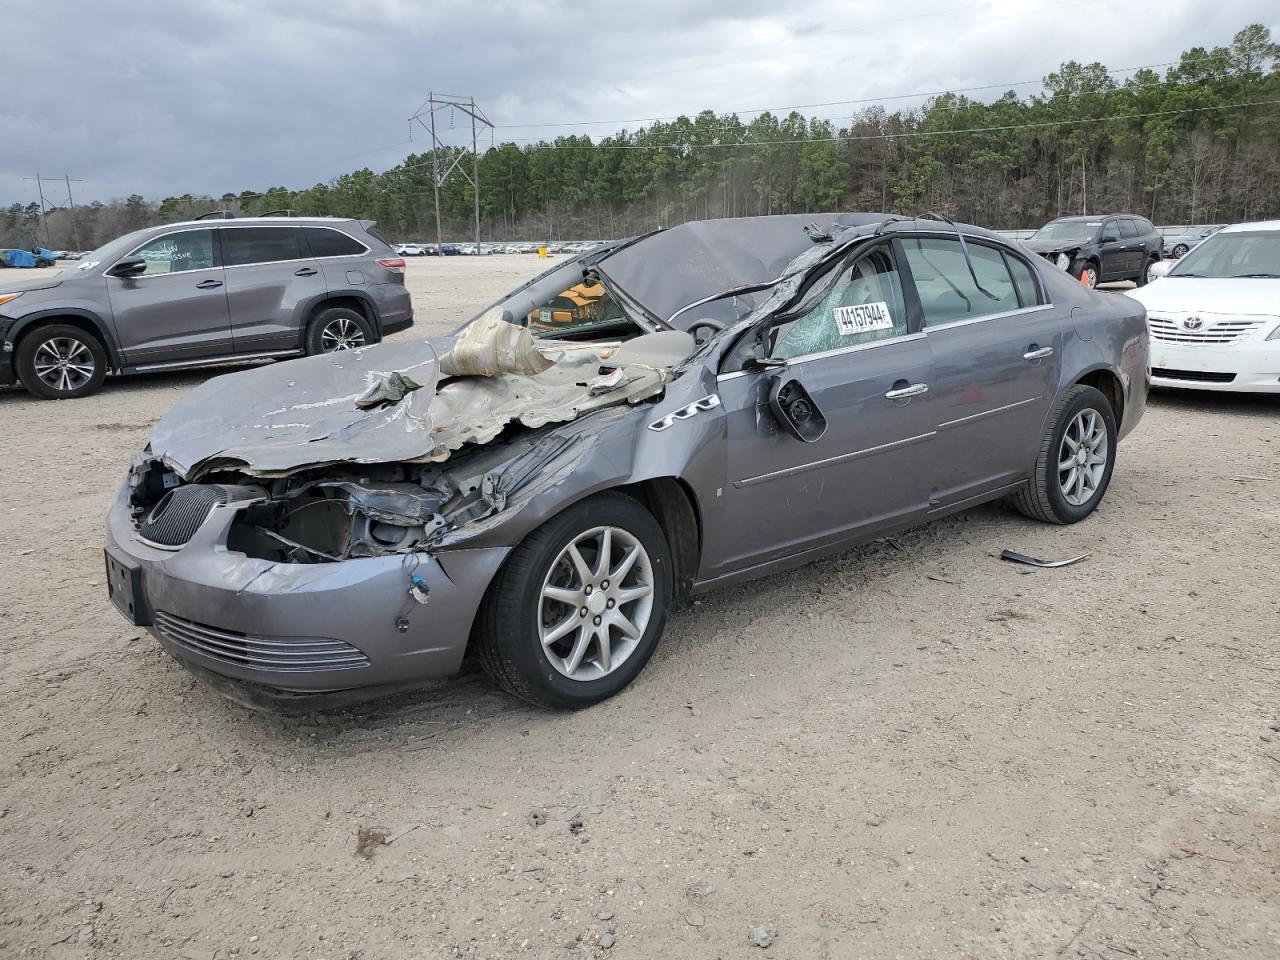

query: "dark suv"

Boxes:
[0, 217, 413, 399]
[1023, 214, 1163, 289]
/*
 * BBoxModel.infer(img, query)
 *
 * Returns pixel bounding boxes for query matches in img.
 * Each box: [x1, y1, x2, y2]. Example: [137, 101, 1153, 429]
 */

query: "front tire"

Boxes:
[1011, 384, 1117, 525]
[304, 307, 373, 355]
[1172, 243, 1189, 258]
[15, 324, 108, 400]
[1070, 259, 1099, 289]
[475, 492, 672, 709]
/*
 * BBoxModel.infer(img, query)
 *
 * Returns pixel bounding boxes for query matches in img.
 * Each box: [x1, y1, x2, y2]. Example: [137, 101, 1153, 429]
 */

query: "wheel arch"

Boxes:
[1073, 366, 1125, 429]
[9, 310, 121, 369]
[298, 291, 380, 348]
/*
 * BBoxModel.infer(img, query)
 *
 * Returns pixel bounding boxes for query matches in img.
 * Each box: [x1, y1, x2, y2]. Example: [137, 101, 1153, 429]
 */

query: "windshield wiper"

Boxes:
[1233, 273, 1280, 278]
[1171, 272, 1206, 278]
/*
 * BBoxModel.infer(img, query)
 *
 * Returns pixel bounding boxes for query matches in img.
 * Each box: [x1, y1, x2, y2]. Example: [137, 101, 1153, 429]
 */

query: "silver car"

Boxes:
[104, 213, 1149, 711]
[1165, 225, 1226, 259]
[0, 217, 412, 399]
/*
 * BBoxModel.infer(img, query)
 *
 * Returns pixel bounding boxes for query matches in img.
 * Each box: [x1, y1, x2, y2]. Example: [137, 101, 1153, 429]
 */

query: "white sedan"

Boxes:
[1128, 221, 1280, 392]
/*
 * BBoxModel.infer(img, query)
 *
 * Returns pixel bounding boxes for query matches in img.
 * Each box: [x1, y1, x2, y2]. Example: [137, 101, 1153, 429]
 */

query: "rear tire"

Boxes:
[1011, 384, 1117, 525]
[475, 492, 671, 710]
[1136, 256, 1158, 286]
[15, 323, 108, 400]
[304, 307, 373, 355]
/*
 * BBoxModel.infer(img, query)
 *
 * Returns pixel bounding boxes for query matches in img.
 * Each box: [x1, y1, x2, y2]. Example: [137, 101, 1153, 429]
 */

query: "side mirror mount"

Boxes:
[1147, 260, 1173, 282]
[767, 373, 827, 443]
[108, 257, 147, 278]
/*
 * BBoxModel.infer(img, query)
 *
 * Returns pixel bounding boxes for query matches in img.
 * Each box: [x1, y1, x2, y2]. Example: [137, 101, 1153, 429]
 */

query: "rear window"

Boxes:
[304, 227, 367, 258]
[221, 227, 304, 266]
[1118, 219, 1138, 239]
[1135, 218, 1155, 235]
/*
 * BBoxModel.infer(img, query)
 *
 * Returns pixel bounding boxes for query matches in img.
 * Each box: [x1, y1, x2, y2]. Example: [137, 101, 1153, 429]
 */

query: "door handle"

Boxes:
[195, 279, 223, 289]
[885, 382, 929, 400]
[1023, 346, 1054, 361]
[294, 267, 318, 276]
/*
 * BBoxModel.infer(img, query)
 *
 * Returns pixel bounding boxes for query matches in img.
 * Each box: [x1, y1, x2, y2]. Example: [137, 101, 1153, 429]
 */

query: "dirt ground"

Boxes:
[2, 256, 1278, 960]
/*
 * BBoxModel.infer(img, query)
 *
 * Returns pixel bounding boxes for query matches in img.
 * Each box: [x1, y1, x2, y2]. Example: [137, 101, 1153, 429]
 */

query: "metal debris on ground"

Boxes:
[999, 549, 1090, 568]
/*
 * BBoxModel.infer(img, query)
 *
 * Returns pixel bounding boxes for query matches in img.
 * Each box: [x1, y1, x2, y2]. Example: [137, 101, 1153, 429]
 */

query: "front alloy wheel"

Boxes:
[476, 492, 671, 709]
[538, 526, 655, 681]
[15, 323, 108, 400]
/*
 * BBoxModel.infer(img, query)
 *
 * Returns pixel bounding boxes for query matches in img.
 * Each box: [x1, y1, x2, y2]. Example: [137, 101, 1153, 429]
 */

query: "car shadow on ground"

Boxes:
[1148, 385, 1280, 415]
[0, 362, 279, 407]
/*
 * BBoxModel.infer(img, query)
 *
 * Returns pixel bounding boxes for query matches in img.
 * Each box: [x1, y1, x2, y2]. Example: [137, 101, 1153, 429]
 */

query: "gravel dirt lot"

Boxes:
[2, 257, 1278, 960]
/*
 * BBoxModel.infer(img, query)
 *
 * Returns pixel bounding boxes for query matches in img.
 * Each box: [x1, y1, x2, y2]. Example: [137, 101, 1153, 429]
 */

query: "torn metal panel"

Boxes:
[147, 310, 695, 480]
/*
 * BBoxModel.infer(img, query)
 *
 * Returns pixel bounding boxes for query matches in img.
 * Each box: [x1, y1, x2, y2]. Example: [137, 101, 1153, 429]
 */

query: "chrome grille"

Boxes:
[154, 612, 370, 672]
[1147, 315, 1261, 344]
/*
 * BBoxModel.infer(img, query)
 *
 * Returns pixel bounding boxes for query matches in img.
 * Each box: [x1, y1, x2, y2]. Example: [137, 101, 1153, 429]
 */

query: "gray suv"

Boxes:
[0, 217, 413, 399]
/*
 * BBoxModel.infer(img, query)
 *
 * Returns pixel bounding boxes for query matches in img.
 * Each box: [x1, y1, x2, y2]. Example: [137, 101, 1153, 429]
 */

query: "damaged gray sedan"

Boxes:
[105, 213, 1149, 710]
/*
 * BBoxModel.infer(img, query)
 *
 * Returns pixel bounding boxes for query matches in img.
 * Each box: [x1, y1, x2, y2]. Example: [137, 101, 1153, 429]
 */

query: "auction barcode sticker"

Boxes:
[833, 301, 893, 335]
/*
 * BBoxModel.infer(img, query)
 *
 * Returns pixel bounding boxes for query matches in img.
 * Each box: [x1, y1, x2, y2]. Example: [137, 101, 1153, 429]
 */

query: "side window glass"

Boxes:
[304, 227, 365, 258]
[899, 237, 1020, 327]
[221, 228, 304, 267]
[772, 248, 908, 360]
[1101, 222, 1121, 242]
[131, 230, 216, 276]
[1003, 253, 1041, 307]
[1118, 219, 1138, 239]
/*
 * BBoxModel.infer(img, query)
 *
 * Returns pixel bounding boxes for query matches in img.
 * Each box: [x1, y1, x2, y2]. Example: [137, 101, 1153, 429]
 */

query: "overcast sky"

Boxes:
[2, 0, 1275, 205]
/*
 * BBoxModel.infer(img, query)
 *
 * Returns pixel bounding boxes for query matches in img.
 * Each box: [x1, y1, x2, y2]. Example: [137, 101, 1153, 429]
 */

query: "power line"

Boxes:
[492, 98, 1280, 153]
[489, 53, 1221, 134]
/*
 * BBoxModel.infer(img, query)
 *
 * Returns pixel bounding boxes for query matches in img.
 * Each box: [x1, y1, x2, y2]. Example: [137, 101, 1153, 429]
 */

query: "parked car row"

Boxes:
[392, 240, 603, 256]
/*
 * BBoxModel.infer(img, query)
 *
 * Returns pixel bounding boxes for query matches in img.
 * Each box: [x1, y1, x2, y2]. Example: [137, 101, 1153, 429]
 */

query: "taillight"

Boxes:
[376, 258, 406, 274]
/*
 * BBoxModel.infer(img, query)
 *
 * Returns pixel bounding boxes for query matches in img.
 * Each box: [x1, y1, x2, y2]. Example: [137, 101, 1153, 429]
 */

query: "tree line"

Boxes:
[4, 23, 1277, 251]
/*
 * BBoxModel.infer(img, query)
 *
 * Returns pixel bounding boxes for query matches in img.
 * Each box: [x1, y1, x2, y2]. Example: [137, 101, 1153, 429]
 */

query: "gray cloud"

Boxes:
[1, 0, 1275, 204]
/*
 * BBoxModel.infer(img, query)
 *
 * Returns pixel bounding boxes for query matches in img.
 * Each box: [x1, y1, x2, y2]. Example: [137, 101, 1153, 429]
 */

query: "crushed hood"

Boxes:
[148, 310, 695, 480]
[1020, 239, 1080, 255]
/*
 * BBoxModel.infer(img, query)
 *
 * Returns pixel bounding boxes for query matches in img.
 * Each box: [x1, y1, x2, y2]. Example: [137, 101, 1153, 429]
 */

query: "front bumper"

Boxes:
[1149, 337, 1280, 393]
[105, 486, 509, 701]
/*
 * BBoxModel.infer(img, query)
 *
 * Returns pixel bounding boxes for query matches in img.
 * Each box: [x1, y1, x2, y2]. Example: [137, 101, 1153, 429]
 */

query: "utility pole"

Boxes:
[22, 172, 52, 248]
[64, 174, 84, 251]
[408, 93, 492, 255]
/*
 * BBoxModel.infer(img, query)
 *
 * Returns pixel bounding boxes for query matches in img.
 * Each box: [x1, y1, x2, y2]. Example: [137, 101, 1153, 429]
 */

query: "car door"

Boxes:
[1097, 220, 1126, 280]
[220, 226, 327, 353]
[708, 242, 935, 576]
[897, 235, 1062, 509]
[103, 228, 232, 364]
[1117, 218, 1144, 275]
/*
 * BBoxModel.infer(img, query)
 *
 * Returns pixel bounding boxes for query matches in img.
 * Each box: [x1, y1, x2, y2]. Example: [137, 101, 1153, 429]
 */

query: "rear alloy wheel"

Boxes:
[476, 492, 671, 709]
[1011, 384, 1117, 524]
[16, 324, 108, 400]
[305, 307, 373, 355]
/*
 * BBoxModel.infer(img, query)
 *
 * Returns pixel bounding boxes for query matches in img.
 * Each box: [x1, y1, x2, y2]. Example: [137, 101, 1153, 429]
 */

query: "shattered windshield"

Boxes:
[1032, 221, 1102, 243]
[465, 257, 644, 341]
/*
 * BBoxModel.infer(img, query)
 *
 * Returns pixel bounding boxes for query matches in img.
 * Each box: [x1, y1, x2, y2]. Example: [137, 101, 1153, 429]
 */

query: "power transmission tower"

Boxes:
[22, 172, 52, 248]
[408, 93, 492, 255]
